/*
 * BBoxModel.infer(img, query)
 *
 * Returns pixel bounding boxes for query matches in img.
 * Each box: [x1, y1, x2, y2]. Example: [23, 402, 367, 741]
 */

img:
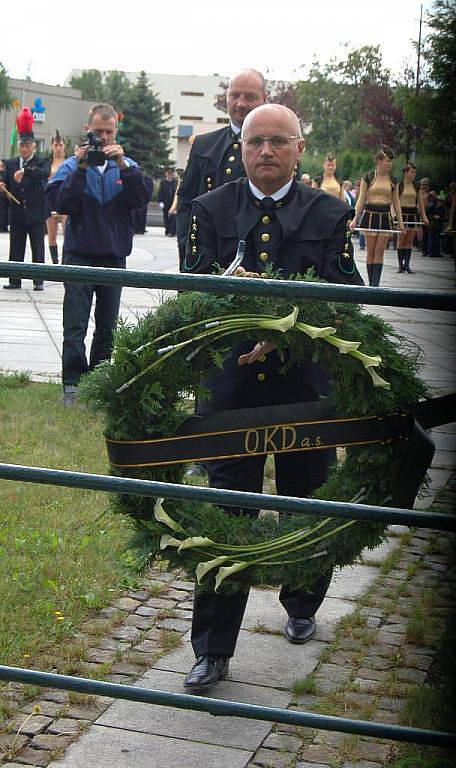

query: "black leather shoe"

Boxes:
[3, 284, 21, 290]
[33, 284, 44, 291]
[184, 655, 229, 691]
[284, 616, 316, 644]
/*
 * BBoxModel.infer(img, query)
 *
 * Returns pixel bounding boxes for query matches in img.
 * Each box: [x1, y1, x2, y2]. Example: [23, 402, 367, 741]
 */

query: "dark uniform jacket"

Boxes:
[158, 177, 177, 208]
[177, 125, 244, 255]
[3, 155, 50, 226]
[183, 177, 361, 284]
[183, 178, 362, 413]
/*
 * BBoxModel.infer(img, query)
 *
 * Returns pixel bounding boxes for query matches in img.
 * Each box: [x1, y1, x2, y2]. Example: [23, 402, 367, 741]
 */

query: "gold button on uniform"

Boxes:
[258, 354, 267, 362]
[257, 372, 266, 382]
[233, 143, 239, 150]
[228, 155, 235, 162]
[261, 215, 270, 224]
[261, 233, 270, 242]
[225, 168, 232, 175]
[259, 251, 268, 262]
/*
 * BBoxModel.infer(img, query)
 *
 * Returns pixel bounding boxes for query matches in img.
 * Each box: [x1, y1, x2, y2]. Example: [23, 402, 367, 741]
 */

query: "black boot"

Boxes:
[49, 244, 59, 264]
[371, 263, 383, 287]
[403, 249, 414, 273]
[397, 249, 404, 273]
[366, 263, 374, 285]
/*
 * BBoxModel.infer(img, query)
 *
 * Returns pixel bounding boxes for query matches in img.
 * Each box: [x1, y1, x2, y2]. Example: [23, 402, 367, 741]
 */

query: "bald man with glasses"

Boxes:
[183, 104, 363, 693]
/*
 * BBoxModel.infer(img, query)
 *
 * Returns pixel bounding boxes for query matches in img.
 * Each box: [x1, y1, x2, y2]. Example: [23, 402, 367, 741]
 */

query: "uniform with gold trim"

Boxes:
[184, 176, 359, 281]
[184, 176, 362, 664]
[176, 125, 244, 266]
[2, 153, 50, 290]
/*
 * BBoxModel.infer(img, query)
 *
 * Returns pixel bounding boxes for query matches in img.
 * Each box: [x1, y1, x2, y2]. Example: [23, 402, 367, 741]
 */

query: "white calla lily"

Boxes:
[325, 336, 361, 354]
[214, 562, 248, 591]
[366, 367, 391, 389]
[154, 498, 186, 534]
[178, 536, 215, 552]
[349, 350, 382, 369]
[160, 534, 183, 550]
[296, 322, 336, 339]
[195, 556, 229, 584]
[264, 306, 299, 333]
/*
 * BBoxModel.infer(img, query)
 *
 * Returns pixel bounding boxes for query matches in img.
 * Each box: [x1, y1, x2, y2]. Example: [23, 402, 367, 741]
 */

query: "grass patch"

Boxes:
[389, 589, 456, 768]
[379, 547, 402, 575]
[249, 622, 282, 636]
[406, 607, 427, 645]
[292, 674, 317, 697]
[0, 369, 31, 388]
[0, 380, 134, 717]
[159, 629, 182, 652]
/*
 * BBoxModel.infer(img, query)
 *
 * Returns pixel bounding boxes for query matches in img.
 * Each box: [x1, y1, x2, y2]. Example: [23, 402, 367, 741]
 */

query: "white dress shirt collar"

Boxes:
[248, 178, 293, 201]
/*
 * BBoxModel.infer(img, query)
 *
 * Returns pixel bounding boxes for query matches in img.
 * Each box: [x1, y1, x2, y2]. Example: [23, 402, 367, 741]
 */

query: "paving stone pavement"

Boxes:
[0, 234, 455, 766]
[1, 511, 454, 768]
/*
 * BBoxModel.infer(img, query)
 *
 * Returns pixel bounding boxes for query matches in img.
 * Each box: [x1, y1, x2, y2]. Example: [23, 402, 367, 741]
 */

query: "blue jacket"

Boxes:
[46, 156, 149, 258]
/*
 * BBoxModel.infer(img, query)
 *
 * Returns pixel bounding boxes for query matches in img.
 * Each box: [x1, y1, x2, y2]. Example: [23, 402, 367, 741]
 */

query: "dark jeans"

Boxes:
[62, 251, 125, 386]
[133, 206, 147, 234]
[7, 222, 45, 287]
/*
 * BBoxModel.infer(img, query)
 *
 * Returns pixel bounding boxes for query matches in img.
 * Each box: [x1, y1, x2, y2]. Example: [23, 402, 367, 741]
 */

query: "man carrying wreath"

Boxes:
[182, 104, 363, 691]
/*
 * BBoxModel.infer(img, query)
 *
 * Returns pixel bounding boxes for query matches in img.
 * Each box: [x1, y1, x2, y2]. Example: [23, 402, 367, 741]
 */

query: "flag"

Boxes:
[9, 121, 17, 156]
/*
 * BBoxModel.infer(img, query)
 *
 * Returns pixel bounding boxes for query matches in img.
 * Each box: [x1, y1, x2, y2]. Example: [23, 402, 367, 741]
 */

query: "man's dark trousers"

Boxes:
[8, 223, 45, 288]
[191, 348, 335, 659]
[62, 252, 125, 386]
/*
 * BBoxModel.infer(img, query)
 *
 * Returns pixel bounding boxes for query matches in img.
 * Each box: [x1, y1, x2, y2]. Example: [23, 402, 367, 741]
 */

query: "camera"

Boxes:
[85, 131, 106, 167]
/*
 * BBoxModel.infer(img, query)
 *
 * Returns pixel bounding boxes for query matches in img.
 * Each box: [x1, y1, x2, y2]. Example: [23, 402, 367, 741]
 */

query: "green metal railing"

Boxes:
[0, 665, 454, 748]
[0, 463, 454, 531]
[1, 262, 455, 751]
[1, 261, 455, 310]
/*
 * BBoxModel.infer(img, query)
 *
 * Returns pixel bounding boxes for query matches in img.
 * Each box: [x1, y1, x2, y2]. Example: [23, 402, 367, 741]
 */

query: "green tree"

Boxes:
[295, 63, 351, 153]
[336, 44, 390, 88]
[103, 70, 132, 112]
[69, 69, 105, 101]
[121, 71, 170, 176]
[295, 46, 406, 156]
[0, 62, 12, 110]
[421, 0, 456, 167]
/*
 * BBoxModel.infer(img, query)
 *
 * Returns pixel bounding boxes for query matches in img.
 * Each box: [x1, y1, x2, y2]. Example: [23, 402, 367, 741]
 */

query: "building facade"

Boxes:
[0, 79, 94, 158]
[65, 70, 229, 168]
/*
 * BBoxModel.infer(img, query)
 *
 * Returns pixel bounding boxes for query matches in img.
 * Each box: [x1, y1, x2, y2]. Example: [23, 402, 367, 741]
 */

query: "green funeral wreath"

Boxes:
[80, 273, 427, 593]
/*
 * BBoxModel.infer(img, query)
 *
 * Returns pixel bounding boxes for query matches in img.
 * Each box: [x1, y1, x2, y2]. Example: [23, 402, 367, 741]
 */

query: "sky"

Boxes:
[1, 0, 432, 86]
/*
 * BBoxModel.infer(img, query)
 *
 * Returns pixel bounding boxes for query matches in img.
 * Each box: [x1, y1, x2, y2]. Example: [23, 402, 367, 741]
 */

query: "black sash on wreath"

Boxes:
[105, 393, 456, 509]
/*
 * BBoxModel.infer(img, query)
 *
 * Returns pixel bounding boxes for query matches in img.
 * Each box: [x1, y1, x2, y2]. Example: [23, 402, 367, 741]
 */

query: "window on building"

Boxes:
[163, 102, 171, 115]
[180, 91, 204, 97]
[217, 117, 230, 124]
[180, 115, 203, 121]
[178, 125, 193, 138]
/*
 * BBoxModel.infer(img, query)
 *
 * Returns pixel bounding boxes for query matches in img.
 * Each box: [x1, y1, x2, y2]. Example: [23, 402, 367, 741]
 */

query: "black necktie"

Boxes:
[260, 196, 275, 211]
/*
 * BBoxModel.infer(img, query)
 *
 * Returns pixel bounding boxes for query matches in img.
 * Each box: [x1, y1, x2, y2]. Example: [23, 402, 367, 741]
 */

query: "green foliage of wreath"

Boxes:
[80, 275, 427, 593]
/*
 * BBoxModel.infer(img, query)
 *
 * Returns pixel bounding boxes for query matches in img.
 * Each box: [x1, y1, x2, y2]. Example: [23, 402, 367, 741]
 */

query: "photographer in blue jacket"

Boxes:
[46, 103, 149, 406]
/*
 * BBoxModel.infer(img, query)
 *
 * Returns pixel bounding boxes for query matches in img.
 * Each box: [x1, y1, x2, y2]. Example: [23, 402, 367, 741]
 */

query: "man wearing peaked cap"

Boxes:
[183, 104, 363, 693]
[176, 69, 267, 267]
[0, 108, 50, 291]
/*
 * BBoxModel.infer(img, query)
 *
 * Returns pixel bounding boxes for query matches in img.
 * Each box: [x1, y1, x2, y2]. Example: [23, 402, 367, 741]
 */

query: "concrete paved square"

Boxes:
[49, 724, 252, 768]
[97, 668, 290, 749]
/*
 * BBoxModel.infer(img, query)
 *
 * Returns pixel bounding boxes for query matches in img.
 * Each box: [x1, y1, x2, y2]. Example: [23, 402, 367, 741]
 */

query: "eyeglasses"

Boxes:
[242, 135, 301, 149]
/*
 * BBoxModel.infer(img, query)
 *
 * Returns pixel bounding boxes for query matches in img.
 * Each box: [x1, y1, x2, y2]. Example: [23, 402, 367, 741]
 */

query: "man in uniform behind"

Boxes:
[176, 68, 267, 267]
[183, 104, 363, 692]
[0, 129, 50, 291]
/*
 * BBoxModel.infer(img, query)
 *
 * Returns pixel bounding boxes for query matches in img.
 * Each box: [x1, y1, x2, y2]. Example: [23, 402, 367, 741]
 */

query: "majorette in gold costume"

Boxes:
[396, 162, 428, 274]
[350, 146, 405, 287]
[312, 155, 346, 202]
